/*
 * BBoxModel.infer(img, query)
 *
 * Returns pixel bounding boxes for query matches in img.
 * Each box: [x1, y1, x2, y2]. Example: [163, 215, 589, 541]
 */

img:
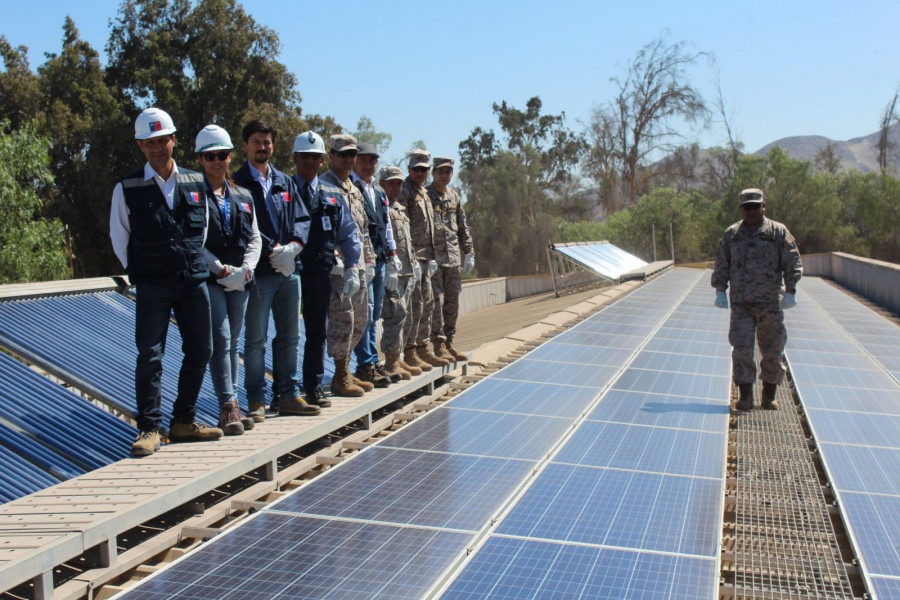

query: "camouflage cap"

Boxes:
[357, 141, 379, 157]
[739, 188, 765, 204]
[408, 149, 431, 169]
[379, 166, 404, 182]
[433, 156, 454, 170]
[329, 134, 358, 153]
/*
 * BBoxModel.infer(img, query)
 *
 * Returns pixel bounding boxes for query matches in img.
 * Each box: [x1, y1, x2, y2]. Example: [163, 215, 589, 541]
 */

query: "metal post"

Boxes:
[547, 243, 560, 298]
[669, 223, 675, 263]
[651, 225, 657, 261]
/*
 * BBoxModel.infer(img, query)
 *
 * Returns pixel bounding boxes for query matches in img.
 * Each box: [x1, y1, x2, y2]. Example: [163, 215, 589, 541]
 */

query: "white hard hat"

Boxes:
[134, 107, 176, 140]
[195, 124, 234, 153]
[292, 131, 326, 154]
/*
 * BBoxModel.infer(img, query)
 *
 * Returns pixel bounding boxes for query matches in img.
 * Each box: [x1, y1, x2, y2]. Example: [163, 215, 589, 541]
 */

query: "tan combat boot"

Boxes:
[432, 338, 455, 361]
[384, 352, 411, 380]
[445, 337, 468, 361]
[398, 355, 422, 376]
[418, 344, 449, 367]
[131, 430, 161, 457]
[331, 355, 364, 397]
[168, 421, 223, 443]
[405, 346, 431, 372]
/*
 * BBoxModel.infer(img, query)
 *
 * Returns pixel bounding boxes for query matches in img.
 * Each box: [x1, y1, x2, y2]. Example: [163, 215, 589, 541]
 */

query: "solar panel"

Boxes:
[441, 537, 719, 600]
[552, 242, 648, 280]
[611, 368, 730, 400]
[837, 492, 900, 577]
[585, 390, 730, 433]
[817, 443, 900, 496]
[447, 379, 602, 418]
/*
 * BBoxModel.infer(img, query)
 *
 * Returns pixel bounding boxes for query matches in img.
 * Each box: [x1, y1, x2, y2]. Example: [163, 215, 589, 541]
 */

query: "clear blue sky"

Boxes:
[4, 0, 900, 173]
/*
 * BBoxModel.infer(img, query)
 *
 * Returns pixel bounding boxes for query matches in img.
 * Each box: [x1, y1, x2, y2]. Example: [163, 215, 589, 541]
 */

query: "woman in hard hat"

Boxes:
[196, 124, 262, 435]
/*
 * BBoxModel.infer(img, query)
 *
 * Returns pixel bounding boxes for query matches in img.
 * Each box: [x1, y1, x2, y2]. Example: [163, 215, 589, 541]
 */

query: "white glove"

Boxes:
[427, 260, 438, 278]
[269, 243, 301, 277]
[217, 266, 245, 292]
[343, 268, 361, 295]
[384, 271, 399, 292]
[462, 253, 475, 276]
[714, 291, 728, 309]
[412, 262, 422, 284]
[331, 256, 344, 276]
[241, 266, 253, 283]
[366, 263, 375, 283]
[388, 255, 402, 274]
[782, 292, 797, 309]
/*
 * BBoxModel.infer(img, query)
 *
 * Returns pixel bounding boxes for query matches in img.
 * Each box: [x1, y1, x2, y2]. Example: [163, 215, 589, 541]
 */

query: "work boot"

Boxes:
[278, 395, 322, 416]
[356, 364, 391, 388]
[432, 338, 455, 362]
[218, 401, 245, 436]
[168, 421, 223, 443]
[247, 402, 266, 423]
[445, 337, 468, 362]
[398, 356, 422, 376]
[375, 362, 402, 383]
[417, 344, 449, 367]
[351, 373, 375, 392]
[384, 353, 411, 380]
[269, 392, 280, 414]
[404, 347, 431, 372]
[762, 382, 779, 410]
[735, 383, 754, 411]
[306, 386, 331, 408]
[332, 356, 365, 397]
[131, 430, 161, 457]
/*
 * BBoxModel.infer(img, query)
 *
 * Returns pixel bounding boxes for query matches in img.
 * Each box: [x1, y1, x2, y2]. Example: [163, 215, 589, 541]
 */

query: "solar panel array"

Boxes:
[552, 242, 648, 280]
[115, 268, 733, 599]
[785, 277, 900, 597]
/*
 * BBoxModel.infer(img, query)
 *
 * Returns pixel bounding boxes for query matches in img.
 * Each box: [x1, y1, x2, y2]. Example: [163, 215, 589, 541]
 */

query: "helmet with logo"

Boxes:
[292, 131, 326, 154]
[134, 107, 176, 140]
[194, 124, 234, 153]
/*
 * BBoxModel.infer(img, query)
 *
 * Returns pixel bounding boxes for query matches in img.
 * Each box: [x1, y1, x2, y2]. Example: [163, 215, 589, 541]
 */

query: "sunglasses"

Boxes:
[411, 166, 430, 173]
[202, 151, 231, 162]
[741, 202, 763, 211]
[333, 150, 358, 159]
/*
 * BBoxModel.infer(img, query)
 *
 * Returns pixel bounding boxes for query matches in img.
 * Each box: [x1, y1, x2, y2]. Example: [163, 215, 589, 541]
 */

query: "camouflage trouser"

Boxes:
[381, 276, 413, 355]
[404, 260, 434, 349]
[729, 302, 787, 385]
[326, 270, 368, 358]
[431, 265, 461, 342]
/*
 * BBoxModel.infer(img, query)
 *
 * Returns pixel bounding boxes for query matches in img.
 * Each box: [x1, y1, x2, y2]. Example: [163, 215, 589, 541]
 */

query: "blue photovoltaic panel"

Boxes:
[628, 350, 731, 376]
[572, 320, 656, 337]
[818, 444, 900, 496]
[805, 410, 900, 447]
[651, 326, 725, 345]
[441, 537, 718, 600]
[786, 337, 862, 355]
[553, 243, 647, 280]
[553, 421, 725, 478]
[492, 359, 621, 390]
[496, 463, 721, 557]
[116, 512, 472, 600]
[870, 577, 900, 600]
[379, 408, 574, 461]
[785, 348, 872, 369]
[643, 336, 731, 358]
[273, 447, 536, 531]
[789, 363, 898, 390]
[448, 379, 602, 418]
[837, 492, 900, 577]
[586, 389, 730, 433]
[612, 368, 730, 401]
[524, 342, 634, 368]
[795, 385, 900, 415]
[550, 330, 646, 350]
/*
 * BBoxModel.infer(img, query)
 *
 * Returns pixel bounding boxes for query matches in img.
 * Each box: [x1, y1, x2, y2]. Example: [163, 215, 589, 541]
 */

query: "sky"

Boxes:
[4, 0, 900, 175]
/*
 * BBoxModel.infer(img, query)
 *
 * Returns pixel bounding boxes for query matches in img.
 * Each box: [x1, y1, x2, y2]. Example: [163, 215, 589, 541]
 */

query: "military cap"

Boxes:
[329, 134, 358, 153]
[409, 149, 431, 169]
[433, 156, 454, 170]
[739, 188, 765, 204]
[357, 141, 379, 157]
[379, 166, 404, 181]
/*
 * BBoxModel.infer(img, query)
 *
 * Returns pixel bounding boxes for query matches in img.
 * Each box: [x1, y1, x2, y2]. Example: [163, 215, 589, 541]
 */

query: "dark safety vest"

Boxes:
[296, 175, 346, 273]
[121, 167, 208, 284]
[204, 182, 255, 284]
[357, 180, 390, 262]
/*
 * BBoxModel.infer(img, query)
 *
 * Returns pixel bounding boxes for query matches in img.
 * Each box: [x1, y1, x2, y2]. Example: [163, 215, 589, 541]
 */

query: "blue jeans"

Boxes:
[354, 260, 385, 367]
[134, 279, 212, 432]
[207, 283, 250, 407]
[243, 273, 301, 405]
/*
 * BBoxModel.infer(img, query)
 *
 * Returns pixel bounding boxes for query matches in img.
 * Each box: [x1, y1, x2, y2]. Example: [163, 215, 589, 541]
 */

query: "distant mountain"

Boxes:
[754, 123, 900, 172]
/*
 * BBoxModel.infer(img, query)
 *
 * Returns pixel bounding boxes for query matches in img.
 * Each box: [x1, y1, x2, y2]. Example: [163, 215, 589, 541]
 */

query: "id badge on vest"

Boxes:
[322, 216, 332, 231]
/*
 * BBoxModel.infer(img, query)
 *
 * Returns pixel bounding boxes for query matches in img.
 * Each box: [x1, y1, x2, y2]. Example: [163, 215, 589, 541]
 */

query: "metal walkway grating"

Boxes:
[725, 381, 859, 599]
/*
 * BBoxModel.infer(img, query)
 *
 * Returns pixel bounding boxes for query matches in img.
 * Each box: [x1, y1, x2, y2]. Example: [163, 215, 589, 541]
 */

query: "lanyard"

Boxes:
[206, 177, 231, 237]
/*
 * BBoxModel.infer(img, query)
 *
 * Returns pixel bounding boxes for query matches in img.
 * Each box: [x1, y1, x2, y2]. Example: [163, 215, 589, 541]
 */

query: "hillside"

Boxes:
[754, 123, 900, 172]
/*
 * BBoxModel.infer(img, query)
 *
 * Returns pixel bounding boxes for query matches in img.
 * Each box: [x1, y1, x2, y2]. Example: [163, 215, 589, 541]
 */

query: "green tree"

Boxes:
[0, 122, 71, 283]
[353, 115, 392, 154]
[0, 36, 42, 130]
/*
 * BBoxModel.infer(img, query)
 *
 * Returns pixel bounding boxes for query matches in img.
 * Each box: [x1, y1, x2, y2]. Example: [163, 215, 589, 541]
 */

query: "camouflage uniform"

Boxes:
[322, 170, 375, 357]
[397, 176, 436, 349]
[427, 183, 472, 343]
[712, 216, 802, 385]
[382, 199, 416, 355]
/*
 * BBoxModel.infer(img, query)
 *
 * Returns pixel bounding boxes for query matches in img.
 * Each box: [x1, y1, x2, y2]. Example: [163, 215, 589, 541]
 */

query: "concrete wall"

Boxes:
[803, 252, 900, 315]
[459, 278, 507, 316]
[506, 274, 557, 299]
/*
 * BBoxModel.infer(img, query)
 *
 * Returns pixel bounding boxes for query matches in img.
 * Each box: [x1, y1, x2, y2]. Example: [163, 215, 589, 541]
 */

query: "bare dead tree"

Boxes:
[878, 87, 899, 175]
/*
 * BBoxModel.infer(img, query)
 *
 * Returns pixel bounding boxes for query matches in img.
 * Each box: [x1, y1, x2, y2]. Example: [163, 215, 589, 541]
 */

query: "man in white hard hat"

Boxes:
[712, 187, 803, 411]
[233, 120, 316, 419]
[110, 107, 223, 457]
[290, 131, 362, 406]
